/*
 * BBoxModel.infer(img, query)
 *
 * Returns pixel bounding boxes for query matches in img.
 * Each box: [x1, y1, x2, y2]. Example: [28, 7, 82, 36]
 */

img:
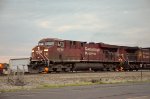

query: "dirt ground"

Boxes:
[0, 71, 150, 92]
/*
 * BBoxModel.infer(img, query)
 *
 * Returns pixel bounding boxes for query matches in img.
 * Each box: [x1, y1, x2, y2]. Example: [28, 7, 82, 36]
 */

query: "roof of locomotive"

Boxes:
[100, 43, 119, 49]
[39, 38, 64, 43]
[39, 38, 87, 43]
[142, 47, 150, 49]
[38, 38, 140, 49]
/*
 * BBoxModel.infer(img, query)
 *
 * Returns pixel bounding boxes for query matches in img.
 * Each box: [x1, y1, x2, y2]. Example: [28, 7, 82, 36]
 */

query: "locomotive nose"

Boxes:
[32, 46, 44, 60]
[32, 45, 49, 61]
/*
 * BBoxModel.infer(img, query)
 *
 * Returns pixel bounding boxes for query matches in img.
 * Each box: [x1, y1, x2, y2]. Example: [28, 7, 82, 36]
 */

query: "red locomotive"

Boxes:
[29, 38, 150, 73]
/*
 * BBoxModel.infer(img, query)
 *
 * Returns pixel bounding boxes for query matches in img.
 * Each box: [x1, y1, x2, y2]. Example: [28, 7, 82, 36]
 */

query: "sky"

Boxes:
[0, 0, 150, 63]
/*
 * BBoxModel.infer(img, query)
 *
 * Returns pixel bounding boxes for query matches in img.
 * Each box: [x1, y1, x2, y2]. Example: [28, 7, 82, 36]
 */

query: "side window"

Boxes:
[70, 41, 76, 48]
[58, 42, 64, 47]
[70, 41, 76, 46]
[81, 43, 84, 47]
[73, 41, 76, 45]
[103, 50, 109, 58]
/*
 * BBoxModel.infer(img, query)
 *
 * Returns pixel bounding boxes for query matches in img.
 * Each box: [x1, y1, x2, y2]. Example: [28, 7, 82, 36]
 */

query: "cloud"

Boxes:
[89, 26, 150, 47]
[123, 10, 129, 14]
[0, 0, 150, 63]
[38, 21, 50, 28]
[121, 27, 150, 38]
[57, 25, 75, 33]
[119, 27, 150, 46]
[36, 13, 111, 33]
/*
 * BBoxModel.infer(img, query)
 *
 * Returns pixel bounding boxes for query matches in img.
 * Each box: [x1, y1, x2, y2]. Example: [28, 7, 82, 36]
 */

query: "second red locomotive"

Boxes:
[29, 38, 150, 73]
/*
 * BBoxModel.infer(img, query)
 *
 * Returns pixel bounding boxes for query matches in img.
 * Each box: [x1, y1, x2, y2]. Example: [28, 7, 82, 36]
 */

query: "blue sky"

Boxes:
[0, 0, 150, 63]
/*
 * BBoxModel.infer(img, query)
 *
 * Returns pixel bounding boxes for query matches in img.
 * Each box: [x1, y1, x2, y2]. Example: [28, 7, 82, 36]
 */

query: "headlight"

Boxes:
[44, 49, 48, 51]
[32, 50, 34, 52]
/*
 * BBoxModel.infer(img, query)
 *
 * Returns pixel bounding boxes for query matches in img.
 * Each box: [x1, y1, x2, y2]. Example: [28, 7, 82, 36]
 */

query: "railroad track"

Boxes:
[0, 70, 150, 77]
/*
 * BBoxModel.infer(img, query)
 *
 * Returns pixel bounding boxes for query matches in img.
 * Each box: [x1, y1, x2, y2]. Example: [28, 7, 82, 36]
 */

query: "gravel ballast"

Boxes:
[0, 71, 150, 92]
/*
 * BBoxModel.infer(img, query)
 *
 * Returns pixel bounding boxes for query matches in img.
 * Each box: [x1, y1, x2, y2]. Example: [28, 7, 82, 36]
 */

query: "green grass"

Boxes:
[38, 82, 94, 89]
[0, 87, 25, 93]
[1, 79, 150, 93]
[37, 79, 150, 89]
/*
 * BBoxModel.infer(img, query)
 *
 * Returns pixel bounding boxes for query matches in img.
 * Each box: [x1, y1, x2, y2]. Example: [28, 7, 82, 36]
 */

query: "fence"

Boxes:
[7, 66, 26, 86]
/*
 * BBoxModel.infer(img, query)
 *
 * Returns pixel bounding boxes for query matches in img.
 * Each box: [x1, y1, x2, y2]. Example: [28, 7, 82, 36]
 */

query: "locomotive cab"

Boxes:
[31, 38, 56, 61]
[29, 38, 65, 73]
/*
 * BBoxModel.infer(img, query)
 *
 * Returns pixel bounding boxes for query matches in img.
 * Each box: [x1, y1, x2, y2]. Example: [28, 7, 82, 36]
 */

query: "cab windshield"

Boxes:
[38, 41, 54, 46]
[38, 42, 44, 45]
[45, 41, 54, 46]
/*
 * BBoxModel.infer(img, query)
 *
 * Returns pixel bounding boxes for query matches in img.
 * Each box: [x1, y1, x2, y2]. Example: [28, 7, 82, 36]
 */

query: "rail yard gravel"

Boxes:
[0, 71, 150, 92]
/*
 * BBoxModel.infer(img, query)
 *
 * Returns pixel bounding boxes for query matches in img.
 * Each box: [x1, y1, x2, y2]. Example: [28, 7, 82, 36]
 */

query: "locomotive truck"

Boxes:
[28, 38, 150, 73]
